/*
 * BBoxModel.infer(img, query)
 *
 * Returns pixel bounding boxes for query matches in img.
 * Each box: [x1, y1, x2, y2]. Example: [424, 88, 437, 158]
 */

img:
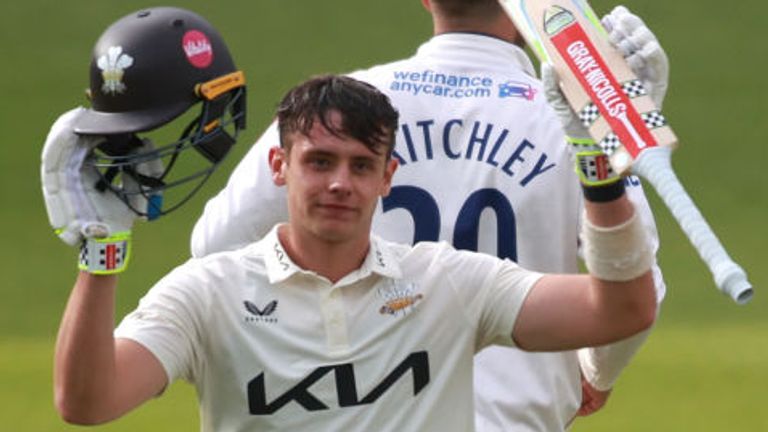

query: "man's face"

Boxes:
[270, 113, 397, 245]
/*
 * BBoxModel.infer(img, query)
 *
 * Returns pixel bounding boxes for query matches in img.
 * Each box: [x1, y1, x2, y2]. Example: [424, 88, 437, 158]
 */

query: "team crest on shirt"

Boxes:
[377, 281, 423, 316]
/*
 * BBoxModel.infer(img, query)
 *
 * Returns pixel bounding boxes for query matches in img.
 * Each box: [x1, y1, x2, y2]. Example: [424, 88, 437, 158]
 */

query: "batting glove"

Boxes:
[41, 107, 163, 274]
[602, 5, 669, 109]
[542, 63, 619, 188]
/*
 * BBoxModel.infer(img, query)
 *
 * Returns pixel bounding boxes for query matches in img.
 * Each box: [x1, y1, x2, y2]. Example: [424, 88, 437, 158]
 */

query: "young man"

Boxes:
[52, 74, 655, 431]
[191, 1, 668, 429]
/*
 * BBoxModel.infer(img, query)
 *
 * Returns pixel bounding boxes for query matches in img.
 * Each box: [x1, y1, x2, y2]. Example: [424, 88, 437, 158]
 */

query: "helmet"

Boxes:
[73, 7, 246, 219]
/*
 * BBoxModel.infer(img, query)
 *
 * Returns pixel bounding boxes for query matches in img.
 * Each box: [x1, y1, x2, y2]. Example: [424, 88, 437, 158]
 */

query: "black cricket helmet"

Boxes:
[73, 6, 246, 219]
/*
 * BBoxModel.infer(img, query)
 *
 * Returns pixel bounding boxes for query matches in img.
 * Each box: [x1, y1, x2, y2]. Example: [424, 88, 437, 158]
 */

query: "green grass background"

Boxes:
[1, 0, 765, 430]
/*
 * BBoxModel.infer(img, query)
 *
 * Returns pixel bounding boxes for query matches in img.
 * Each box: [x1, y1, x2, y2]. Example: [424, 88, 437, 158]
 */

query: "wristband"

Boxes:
[568, 136, 623, 198]
[580, 211, 652, 282]
[582, 180, 626, 203]
[78, 232, 131, 274]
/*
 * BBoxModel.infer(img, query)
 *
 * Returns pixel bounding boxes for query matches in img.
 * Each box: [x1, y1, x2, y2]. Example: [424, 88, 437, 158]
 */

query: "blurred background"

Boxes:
[1, 0, 765, 430]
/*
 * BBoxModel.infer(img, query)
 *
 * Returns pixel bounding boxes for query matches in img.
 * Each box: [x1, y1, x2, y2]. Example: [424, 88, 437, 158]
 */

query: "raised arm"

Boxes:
[516, 7, 670, 413]
[54, 273, 166, 424]
[512, 4, 671, 349]
[42, 109, 167, 424]
[512, 192, 656, 351]
[575, 5, 670, 411]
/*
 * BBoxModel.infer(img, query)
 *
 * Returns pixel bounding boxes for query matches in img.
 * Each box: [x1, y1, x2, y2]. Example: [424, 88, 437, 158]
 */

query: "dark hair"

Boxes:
[276, 74, 399, 158]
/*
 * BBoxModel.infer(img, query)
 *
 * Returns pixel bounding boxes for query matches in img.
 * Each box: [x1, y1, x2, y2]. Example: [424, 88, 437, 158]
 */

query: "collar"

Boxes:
[415, 32, 537, 78]
[260, 225, 402, 285]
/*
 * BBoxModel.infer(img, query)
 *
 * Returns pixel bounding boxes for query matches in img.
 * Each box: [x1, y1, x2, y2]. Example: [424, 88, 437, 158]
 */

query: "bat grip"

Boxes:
[631, 147, 753, 304]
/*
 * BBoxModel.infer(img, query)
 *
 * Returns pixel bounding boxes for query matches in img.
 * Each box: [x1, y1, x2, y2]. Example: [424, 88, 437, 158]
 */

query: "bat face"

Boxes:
[500, 0, 754, 304]
[546, 6, 658, 159]
[500, 0, 753, 304]
[499, 0, 677, 175]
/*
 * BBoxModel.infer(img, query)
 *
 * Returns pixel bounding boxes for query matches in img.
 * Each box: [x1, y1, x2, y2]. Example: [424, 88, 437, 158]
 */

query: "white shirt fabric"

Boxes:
[190, 33, 665, 431]
[116, 226, 542, 432]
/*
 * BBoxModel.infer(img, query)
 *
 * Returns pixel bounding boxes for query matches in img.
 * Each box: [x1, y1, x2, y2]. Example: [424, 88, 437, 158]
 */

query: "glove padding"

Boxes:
[41, 107, 163, 273]
[542, 63, 591, 142]
[602, 5, 669, 108]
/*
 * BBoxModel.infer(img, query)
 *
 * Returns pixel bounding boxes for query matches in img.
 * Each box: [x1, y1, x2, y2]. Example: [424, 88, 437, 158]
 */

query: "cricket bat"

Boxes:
[498, 0, 753, 304]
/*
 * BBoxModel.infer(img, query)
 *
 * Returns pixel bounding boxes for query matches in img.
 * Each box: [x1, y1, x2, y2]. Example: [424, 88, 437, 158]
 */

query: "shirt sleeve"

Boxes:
[190, 122, 288, 257]
[430, 244, 544, 350]
[114, 264, 207, 384]
[474, 258, 544, 349]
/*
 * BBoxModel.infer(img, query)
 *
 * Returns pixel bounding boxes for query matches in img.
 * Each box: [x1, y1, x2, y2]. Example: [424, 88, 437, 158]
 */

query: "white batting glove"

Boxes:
[542, 63, 618, 187]
[602, 5, 669, 108]
[542, 63, 592, 142]
[41, 107, 163, 274]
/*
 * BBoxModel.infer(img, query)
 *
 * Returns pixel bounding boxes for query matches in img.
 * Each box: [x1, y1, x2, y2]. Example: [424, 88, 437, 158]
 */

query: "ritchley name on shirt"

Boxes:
[395, 118, 556, 187]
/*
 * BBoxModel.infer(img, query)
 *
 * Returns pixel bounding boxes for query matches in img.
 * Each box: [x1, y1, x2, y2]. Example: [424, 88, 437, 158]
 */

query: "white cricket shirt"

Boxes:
[117, 226, 542, 431]
[190, 33, 665, 431]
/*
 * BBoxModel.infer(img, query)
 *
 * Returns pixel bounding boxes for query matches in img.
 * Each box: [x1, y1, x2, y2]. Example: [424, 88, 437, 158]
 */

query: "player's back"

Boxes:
[354, 34, 581, 274]
[352, 34, 584, 431]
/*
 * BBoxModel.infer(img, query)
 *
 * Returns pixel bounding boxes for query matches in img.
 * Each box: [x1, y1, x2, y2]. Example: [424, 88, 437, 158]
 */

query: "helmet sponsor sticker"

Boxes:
[97, 46, 134, 95]
[183, 30, 213, 68]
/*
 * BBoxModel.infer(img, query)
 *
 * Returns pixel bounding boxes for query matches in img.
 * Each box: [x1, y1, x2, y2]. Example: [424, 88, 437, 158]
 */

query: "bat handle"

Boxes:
[631, 146, 753, 304]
